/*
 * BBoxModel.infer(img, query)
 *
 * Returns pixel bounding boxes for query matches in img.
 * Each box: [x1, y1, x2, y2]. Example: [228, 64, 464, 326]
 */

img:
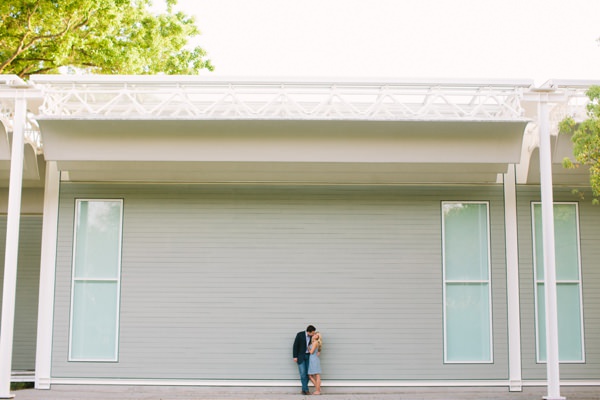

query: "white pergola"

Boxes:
[0, 75, 598, 399]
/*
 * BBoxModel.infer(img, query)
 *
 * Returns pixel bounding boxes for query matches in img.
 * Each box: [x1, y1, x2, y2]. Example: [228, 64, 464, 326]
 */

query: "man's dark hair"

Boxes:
[306, 325, 316, 333]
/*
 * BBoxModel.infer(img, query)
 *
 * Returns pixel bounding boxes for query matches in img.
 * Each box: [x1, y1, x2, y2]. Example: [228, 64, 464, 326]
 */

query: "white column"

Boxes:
[34, 162, 60, 390]
[0, 96, 26, 399]
[504, 164, 522, 391]
[538, 99, 564, 400]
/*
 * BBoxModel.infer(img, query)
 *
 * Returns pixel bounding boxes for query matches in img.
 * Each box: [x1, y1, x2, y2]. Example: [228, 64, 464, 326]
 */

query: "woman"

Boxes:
[307, 332, 323, 395]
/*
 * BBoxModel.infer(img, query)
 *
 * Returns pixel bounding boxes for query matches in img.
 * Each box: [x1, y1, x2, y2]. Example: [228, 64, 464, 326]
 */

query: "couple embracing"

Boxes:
[292, 325, 323, 395]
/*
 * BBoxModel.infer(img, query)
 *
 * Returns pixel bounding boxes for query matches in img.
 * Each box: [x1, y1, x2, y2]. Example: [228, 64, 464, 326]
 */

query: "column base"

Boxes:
[509, 379, 523, 391]
[35, 377, 51, 390]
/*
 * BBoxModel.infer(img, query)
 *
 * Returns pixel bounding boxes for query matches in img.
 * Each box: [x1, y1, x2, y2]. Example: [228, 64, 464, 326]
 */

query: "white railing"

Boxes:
[31, 76, 532, 121]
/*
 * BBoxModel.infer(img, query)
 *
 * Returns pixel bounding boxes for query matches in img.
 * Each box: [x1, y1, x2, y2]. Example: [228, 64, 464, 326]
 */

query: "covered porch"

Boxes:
[0, 76, 598, 399]
[12, 384, 600, 400]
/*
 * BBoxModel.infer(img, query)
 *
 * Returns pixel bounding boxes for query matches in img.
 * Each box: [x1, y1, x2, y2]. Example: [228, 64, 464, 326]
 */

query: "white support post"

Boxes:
[34, 162, 60, 390]
[0, 96, 26, 399]
[504, 164, 522, 391]
[538, 98, 565, 400]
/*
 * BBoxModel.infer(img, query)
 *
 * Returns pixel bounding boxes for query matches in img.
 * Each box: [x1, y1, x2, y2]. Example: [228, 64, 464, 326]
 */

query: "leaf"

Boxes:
[0, 0, 213, 78]
[564, 86, 600, 203]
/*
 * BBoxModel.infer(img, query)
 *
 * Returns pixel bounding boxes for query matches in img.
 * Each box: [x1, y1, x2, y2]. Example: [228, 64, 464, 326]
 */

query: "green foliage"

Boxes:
[561, 85, 600, 202]
[0, 0, 213, 78]
[10, 382, 34, 391]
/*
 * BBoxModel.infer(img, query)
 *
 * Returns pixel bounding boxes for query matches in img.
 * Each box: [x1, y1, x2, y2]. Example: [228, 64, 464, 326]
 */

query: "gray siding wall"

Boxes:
[0, 216, 42, 370]
[52, 183, 508, 381]
[517, 187, 600, 380]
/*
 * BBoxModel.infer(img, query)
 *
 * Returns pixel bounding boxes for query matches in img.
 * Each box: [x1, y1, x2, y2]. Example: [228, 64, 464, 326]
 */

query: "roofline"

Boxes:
[29, 74, 535, 88]
[540, 79, 600, 89]
[0, 75, 29, 88]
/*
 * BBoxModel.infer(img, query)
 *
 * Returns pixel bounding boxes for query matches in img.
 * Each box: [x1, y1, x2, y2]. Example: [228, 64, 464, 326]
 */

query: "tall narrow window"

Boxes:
[69, 199, 123, 361]
[442, 202, 492, 363]
[532, 202, 584, 363]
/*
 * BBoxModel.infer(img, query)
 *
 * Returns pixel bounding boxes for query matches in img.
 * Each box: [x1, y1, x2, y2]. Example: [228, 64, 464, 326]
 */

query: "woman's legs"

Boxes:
[309, 374, 316, 387]
[314, 374, 321, 394]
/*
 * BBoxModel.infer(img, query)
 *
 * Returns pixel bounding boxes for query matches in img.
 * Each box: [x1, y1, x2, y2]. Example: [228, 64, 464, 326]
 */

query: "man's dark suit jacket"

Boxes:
[293, 331, 310, 364]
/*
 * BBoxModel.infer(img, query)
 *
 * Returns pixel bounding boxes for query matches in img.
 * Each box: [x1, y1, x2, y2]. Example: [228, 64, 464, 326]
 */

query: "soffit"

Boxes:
[526, 149, 590, 186]
[524, 131, 592, 186]
[57, 160, 509, 184]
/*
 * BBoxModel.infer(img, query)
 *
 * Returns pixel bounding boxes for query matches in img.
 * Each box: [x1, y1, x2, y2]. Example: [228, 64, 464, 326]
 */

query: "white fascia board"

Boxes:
[34, 116, 531, 123]
[540, 79, 600, 89]
[29, 74, 534, 88]
[0, 75, 28, 87]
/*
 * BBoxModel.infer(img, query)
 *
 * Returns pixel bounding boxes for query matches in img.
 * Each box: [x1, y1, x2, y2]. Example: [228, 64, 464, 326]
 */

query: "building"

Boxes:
[0, 75, 598, 399]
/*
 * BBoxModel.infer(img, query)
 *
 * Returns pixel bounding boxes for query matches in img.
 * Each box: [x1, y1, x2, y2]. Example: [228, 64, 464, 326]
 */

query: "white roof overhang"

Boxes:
[526, 132, 590, 186]
[12, 76, 539, 184]
[38, 118, 528, 184]
[0, 76, 44, 187]
[0, 119, 43, 188]
[519, 80, 600, 186]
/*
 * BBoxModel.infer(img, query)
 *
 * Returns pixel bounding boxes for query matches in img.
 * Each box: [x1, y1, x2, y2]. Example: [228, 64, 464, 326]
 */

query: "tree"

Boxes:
[561, 86, 600, 204]
[0, 0, 213, 78]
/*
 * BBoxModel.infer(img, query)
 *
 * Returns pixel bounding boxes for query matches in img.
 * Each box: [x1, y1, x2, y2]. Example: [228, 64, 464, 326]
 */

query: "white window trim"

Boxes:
[68, 198, 123, 362]
[441, 201, 494, 364]
[531, 201, 585, 364]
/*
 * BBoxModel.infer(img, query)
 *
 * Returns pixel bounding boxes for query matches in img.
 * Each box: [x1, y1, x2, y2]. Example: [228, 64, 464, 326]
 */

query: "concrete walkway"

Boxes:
[11, 385, 600, 400]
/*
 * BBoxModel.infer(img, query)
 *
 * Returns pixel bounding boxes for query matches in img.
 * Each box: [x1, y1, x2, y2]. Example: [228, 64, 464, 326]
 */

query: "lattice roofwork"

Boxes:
[543, 80, 600, 135]
[0, 76, 43, 152]
[30, 76, 534, 121]
[3, 76, 600, 155]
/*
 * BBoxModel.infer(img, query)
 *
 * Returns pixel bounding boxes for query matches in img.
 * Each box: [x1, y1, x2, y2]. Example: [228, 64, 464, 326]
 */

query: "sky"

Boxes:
[175, 0, 600, 85]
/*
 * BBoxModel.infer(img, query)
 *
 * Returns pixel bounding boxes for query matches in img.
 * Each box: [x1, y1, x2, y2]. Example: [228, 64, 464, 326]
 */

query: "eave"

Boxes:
[38, 118, 528, 184]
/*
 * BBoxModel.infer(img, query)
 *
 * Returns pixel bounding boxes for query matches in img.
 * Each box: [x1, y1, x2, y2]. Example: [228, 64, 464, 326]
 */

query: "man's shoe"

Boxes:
[301, 390, 311, 395]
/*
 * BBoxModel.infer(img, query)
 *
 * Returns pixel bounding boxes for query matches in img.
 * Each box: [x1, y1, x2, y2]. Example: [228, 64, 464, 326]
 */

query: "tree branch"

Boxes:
[0, 9, 89, 74]
[0, 0, 42, 72]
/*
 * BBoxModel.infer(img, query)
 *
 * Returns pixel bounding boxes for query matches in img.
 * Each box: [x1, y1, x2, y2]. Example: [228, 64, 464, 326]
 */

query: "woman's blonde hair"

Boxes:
[312, 332, 323, 351]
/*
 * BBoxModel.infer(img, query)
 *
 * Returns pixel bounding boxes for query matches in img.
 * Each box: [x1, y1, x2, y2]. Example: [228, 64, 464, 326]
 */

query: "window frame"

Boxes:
[68, 198, 123, 362]
[531, 201, 585, 364]
[441, 201, 494, 364]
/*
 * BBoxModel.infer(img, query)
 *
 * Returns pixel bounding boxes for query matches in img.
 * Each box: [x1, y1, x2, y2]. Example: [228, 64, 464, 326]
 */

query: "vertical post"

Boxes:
[538, 98, 564, 400]
[0, 96, 26, 399]
[504, 164, 522, 391]
[34, 161, 60, 389]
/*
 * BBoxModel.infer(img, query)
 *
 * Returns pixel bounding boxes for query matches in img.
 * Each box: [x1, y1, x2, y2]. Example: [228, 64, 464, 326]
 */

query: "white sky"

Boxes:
[176, 0, 600, 85]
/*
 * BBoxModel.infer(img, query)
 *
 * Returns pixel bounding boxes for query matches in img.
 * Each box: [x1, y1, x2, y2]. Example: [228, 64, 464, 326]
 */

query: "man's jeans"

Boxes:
[297, 357, 310, 392]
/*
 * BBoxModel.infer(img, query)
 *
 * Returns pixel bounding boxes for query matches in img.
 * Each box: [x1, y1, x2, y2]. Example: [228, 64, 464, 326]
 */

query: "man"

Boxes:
[292, 325, 316, 395]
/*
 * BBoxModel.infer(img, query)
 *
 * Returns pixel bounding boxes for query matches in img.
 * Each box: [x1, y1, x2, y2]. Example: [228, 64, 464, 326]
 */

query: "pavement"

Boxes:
[10, 385, 600, 400]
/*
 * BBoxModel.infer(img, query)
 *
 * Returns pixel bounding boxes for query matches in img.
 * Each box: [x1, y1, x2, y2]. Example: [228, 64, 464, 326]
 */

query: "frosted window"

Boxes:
[533, 203, 584, 362]
[442, 202, 492, 363]
[71, 282, 119, 360]
[70, 199, 122, 361]
[443, 203, 489, 280]
[74, 201, 122, 279]
[445, 283, 491, 361]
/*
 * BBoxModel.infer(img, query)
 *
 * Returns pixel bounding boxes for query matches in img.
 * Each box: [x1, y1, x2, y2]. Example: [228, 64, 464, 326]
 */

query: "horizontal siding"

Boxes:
[0, 216, 42, 370]
[52, 184, 508, 381]
[517, 187, 600, 380]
